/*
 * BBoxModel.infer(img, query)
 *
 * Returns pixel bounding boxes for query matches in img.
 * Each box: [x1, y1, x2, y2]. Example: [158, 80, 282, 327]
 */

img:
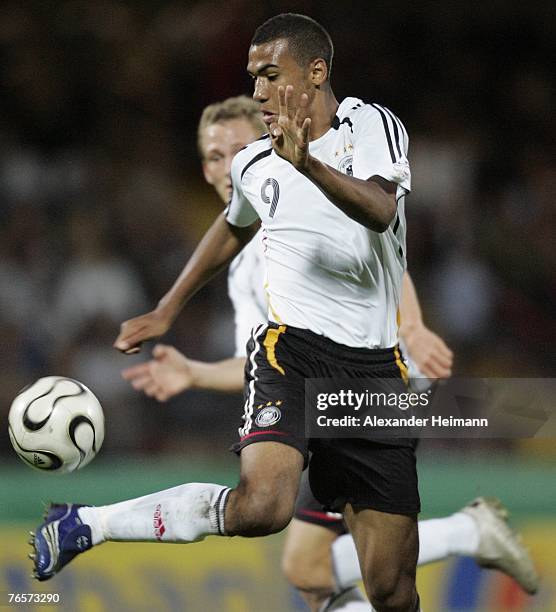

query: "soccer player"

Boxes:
[119, 97, 538, 610]
[29, 14, 537, 611]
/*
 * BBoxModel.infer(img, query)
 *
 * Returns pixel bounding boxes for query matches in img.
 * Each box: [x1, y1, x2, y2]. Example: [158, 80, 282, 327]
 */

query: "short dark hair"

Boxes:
[251, 13, 334, 79]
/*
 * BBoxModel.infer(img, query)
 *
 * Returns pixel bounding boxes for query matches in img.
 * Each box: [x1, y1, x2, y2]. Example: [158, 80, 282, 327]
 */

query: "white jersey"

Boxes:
[226, 97, 411, 349]
[227, 231, 267, 357]
[227, 231, 428, 383]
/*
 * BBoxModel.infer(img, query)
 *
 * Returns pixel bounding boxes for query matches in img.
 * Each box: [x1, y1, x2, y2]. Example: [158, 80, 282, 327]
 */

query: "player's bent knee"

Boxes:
[233, 481, 295, 535]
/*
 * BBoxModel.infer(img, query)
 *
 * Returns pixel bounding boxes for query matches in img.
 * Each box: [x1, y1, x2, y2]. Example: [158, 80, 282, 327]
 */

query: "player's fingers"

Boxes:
[114, 329, 147, 353]
[301, 117, 311, 145]
[277, 86, 286, 119]
[142, 381, 160, 398]
[429, 334, 454, 359]
[130, 375, 153, 391]
[439, 346, 454, 365]
[270, 122, 283, 141]
[121, 363, 150, 380]
[422, 359, 451, 379]
[153, 344, 170, 358]
[430, 349, 453, 370]
[294, 93, 309, 126]
[285, 85, 295, 120]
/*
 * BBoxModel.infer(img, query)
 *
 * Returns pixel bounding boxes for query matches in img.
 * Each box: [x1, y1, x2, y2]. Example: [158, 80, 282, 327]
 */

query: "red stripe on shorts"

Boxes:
[240, 430, 289, 442]
[298, 509, 342, 523]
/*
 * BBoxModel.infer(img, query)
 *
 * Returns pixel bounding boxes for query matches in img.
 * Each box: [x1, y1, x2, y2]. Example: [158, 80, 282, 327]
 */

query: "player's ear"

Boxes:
[310, 58, 328, 87]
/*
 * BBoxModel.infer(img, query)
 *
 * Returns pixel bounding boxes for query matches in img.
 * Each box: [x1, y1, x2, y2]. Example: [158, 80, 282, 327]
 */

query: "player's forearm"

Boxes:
[303, 156, 396, 232]
[157, 213, 251, 322]
[399, 272, 424, 338]
[189, 357, 246, 393]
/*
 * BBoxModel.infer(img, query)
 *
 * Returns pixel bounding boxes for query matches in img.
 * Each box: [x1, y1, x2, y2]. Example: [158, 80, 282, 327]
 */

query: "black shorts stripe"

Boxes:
[240, 148, 272, 181]
[371, 103, 396, 163]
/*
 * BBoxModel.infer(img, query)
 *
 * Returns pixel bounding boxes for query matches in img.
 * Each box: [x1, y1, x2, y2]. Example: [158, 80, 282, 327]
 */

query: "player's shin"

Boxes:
[78, 483, 231, 545]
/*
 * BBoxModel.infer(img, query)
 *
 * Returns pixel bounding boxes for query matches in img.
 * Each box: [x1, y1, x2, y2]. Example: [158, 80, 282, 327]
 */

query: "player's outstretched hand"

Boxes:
[403, 325, 454, 379]
[114, 309, 171, 354]
[270, 85, 311, 170]
[121, 344, 195, 402]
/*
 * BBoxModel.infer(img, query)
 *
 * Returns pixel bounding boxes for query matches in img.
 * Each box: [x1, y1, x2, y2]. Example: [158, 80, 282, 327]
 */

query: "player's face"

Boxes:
[201, 118, 260, 203]
[248, 39, 315, 126]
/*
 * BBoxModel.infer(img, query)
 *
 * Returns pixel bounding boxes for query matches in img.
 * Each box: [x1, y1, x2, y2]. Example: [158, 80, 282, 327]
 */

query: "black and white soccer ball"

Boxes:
[8, 376, 105, 474]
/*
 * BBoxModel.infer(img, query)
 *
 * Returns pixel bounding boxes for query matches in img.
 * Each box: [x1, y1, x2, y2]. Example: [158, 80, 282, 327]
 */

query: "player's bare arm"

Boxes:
[270, 85, 396, 232]
[122, 344, 245, 400]
[114, 214, 258, 353]
[400, 272, 453, 379]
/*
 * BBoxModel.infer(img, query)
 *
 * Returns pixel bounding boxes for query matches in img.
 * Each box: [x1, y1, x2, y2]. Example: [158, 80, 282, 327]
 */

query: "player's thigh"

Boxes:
[343, 505, 418, 586]
[238, 441, 304, 513]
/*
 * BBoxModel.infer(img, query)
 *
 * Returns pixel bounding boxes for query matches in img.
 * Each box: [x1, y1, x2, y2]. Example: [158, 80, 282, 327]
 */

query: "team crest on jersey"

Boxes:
[255, 403, 282, 427]
[338, 155, 353, 176]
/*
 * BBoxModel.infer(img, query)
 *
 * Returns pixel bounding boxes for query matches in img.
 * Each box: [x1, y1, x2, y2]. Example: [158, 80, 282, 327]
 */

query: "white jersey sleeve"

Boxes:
[352, 104, 411, 193]
[226, 149, 260, 228]
[227, 234, 267, 358]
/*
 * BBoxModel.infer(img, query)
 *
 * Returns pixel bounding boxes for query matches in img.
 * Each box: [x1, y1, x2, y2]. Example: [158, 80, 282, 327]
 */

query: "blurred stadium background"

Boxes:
[0, 1, 554, 611]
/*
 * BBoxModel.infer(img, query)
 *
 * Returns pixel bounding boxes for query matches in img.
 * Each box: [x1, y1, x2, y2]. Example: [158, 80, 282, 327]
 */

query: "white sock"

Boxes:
[417, 512, 479, 564]
[331, 535, 361, 592]
[332, 512, 480, 589]
[78, 483, 230, 545]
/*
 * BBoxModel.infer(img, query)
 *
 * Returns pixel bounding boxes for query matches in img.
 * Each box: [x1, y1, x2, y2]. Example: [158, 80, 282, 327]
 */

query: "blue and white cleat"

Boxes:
[29, 503, 93, 581]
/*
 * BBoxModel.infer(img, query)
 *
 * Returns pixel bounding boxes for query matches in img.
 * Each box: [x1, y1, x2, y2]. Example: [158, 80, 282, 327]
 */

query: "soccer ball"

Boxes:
[8, 376, 105, 474]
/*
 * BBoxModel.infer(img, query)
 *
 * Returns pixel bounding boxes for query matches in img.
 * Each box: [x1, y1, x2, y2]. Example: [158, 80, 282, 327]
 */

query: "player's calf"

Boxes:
[281, 519, 337, 609]
[344, 505, 419, 612]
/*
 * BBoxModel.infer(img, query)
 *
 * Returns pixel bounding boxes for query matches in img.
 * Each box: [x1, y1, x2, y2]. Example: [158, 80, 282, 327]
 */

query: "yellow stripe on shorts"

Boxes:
[263, 325, 287, 375]
[394, 345, 409, 386]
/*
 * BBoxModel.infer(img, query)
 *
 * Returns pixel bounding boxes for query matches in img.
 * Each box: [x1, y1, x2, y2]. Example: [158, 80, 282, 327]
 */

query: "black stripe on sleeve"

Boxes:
[380, 106, 403, 160]
[240, 148, 272, 181]
[393, 214, 400, 235]
[371, 103, 396, 163]
[382, 106, 407, 154]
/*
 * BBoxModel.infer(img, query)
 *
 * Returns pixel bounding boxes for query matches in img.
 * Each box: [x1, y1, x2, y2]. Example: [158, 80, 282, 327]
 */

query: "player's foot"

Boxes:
[29, 503, 93, 581]
[462, 497, 539, 595]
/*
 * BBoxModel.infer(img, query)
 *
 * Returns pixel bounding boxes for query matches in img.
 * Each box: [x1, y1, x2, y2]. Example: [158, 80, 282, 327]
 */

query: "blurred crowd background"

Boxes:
[0, 0, 554, 458]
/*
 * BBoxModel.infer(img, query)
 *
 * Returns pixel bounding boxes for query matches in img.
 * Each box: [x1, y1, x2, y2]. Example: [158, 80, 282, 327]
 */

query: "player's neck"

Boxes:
[309, 88, 339, 141]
